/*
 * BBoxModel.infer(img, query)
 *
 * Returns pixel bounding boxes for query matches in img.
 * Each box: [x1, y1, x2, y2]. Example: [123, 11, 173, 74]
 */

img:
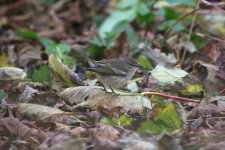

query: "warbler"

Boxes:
[87, 57, 140, 94]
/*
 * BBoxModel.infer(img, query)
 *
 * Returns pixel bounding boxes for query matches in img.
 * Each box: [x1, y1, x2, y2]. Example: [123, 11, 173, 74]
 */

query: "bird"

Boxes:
[87, 57, 140, 94]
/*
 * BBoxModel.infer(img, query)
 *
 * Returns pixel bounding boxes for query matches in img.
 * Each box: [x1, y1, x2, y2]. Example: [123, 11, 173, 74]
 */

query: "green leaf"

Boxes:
[16, 29, 39, 40]
[180, 83, 204, 93]
[137, 55, 153, 71]
[99, 0, 139, 38]
[100, 117, 118, 126]
[191, 33, 206, 48]
[16, 28, 75, 65]
[39, 37, 57, 52]
[137, 12, 155, 25]
[88, 44, 106, 60]
[151, 64, 188, 85]
[101, 115, 131, 126]
[138, 103, 182, 134]
[119, 115, 131, 126]
[31, 65, 51, 82]
[163, 7, 180, 20]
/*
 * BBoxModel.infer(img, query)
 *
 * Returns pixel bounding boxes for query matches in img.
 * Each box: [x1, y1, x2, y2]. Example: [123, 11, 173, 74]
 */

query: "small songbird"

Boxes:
[87, 57, 140, 94]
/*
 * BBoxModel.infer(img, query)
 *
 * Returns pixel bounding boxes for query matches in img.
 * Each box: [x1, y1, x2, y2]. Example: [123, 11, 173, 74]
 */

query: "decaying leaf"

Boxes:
[39, 134, 85, 150]
[17, 103, 70, 123]
[158, 133, 183, 150]
[0, 67, 27, 81]
[187, 104, 223, 119]
[0, 116, 48, 148]
[60, 86, 102, 104]
[5, 85, 38, 103]
[0, 53, 14, 67]
[138, 43, 177, 66]
[61, 86, 151, 114]
[91, 125, 120, 141]
[91, 125, 121, 150]
[118, 132, 158, 150]
[151, 64, 188, 85]
[198, 11, 225, 39]
[48, 54, 85, 86]
[17, 43, 42, 67]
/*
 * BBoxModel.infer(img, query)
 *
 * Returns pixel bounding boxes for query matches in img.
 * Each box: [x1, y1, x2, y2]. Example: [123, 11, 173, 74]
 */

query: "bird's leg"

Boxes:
[100, 84, 119, 95]
[100, 84, 109, 93]
[109, 86, 119, 95]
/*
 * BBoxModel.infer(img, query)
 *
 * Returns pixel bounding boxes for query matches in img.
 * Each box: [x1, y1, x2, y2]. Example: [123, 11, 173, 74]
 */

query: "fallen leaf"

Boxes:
[48, 54, 85, 86]
[91, 125, 121, 150]
[6, 85, 38, 103]
[158, 133, 183, 150]
[0, 116, 48, 149]
[63, 86, 151, 114]
[39, 134, 84, 150]
[91, 125, 120, 141]
[0, 67, 27, 81]
[187, 104, 223, 119]
[118, 132, 158, 150]
[17, 43, 42, 67]
[31, 64, 52, 82]
[139, 43, 177, 66]
[17, 103, 70, 124]
[151, 64, 188, 85]
[0, 53, 14, 67]
[138, 103, 182, 134]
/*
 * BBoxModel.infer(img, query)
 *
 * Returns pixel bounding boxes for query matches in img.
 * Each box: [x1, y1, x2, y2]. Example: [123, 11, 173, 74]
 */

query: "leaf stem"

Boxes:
[142, 91, 200, 103]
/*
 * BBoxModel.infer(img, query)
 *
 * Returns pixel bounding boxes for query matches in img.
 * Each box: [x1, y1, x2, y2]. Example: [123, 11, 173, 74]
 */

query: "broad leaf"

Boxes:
[151, 64, 188, 85]
[61, 86, 151, 114]
[138, 103, 182, 134]
[31, 65, 52, 82]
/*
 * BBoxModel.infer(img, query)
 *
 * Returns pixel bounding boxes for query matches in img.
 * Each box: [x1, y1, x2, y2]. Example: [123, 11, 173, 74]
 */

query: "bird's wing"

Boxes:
[87, 61, 126, 76]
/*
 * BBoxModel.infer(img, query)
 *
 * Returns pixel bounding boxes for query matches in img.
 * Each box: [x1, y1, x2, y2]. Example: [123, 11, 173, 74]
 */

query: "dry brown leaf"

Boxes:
[187, 104, 223, 119]
[91, 125, 120, 141]
[5, 85, 38, 103]
[39, 134, 84, 150]
[118, 132, 158, 150]
[0, 67, 27, 81]
[61, 86, 152, 114]
[0, 116, 48, 149]
[17, 103, 70, 124]
[17, 43, 42, 67]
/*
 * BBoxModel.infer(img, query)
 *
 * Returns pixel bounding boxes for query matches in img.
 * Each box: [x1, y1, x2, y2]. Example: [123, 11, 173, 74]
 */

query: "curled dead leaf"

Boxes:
[0, 67, 27, 81]
[48, 54, 85, 86]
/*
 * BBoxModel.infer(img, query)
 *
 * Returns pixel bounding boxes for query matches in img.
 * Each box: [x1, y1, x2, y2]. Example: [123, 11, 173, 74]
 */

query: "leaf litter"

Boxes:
[1, 0, 225, 149]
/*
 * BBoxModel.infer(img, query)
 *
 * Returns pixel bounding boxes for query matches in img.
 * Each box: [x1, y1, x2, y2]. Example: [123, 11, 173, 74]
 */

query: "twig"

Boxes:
[180, 0, 200, 66]
[142, 91, 200, 103]
[196, 32, 225, 43]
[165, 8, 199, 36]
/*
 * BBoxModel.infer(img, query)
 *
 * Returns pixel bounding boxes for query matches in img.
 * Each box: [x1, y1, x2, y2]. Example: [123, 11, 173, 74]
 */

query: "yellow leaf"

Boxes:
[0, 53, 14, 67]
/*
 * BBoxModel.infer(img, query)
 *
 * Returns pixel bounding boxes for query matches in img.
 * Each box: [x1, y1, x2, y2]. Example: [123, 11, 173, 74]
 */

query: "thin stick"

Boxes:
[165, 8, 199, 36]
[180, 0, 200, 66]
[142, 91, 200, 103]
